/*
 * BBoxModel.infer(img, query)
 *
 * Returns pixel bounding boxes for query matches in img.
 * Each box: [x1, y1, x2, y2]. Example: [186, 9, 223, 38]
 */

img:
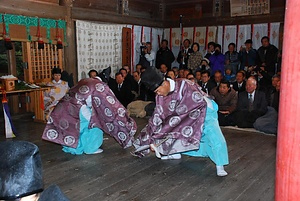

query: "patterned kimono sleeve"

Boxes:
[134, 80, 207, 155]
[89, 82, 137, 148]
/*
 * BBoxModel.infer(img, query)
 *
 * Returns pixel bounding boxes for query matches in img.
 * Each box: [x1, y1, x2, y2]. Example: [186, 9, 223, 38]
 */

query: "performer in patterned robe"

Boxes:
[133, 67, 229, 176]
[42, 77, 137, 154]
[44, 67, 69, 119]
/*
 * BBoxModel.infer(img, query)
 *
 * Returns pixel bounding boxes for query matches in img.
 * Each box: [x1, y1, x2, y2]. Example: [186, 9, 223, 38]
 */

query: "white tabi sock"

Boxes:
[216, 165, 228, 177]
[161, 153, 181, 160]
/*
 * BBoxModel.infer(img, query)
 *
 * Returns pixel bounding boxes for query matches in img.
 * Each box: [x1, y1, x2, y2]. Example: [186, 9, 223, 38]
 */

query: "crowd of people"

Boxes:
[90, 36, 280, 134]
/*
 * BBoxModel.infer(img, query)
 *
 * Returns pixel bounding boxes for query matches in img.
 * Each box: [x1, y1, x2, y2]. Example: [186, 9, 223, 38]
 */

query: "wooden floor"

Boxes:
[0, 115, 277, 201]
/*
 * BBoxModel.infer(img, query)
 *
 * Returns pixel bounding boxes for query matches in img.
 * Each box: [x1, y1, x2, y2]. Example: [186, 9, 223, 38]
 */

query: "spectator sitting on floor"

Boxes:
[186, 73, 196, 83]
[167, 70, 176, 80]
[232, 70, 246, 94]
[172, 67, 179, 78]
[212, 70, 223, 87]
[235, 77, 268, 128]
[198, 70, 216, 94]
[88, 69, 98, 78]
[195, 70, 202, 83]
[210, 79, 237, 126]
[111, 72, 135, 107]
[224, 68, 236, 83]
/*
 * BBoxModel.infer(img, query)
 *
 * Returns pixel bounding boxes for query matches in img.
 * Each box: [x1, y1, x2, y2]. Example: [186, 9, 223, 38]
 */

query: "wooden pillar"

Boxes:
[275, 0, 300, 200]
[59, 0, 77, 83]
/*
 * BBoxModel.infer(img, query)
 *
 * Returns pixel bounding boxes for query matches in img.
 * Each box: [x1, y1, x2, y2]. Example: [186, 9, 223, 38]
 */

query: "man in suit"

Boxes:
[198, 70, 216, 94]
[235, 77, 268, 128]
[112, 72, 135, 107]
[133, 71, 155, 101]
[177, 39, 193, 69]
[232, 70, 246, 94]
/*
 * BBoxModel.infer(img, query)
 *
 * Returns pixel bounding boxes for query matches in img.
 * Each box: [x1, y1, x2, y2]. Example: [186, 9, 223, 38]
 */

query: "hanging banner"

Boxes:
[252, 23, 268, 49]
[223, 25, 237, 53]
[171, 28, 181, 48]
[217, 26, 223, 49]
[270, 22, 280, 49]
[237, 24, 251, 50]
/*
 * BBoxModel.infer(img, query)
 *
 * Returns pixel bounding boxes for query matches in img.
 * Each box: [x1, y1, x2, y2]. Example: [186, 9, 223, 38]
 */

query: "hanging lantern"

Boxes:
[2, 15, 13, 50]
[56, 21, 63, 49]
[37, 18, 44, 49]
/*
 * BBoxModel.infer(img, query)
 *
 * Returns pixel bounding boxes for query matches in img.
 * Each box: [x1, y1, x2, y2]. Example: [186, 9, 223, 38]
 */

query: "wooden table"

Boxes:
[0, 88, 49, 123]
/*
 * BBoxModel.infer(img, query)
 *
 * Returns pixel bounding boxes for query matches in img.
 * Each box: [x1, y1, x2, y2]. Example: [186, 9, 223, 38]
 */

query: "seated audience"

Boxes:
[195, 58, 211, 73]
[210, 80, 237, 126]
[111, 72, 135, 107]
[167, 70, 176, 80]
[195, 70, 202, 83]
[198, 70, 216, 94]
[178, 69, 185, 78]
[232, 70, 246, 94]
[224, 68, 236, 83]
[211, 70, 223, 87]
[136, 64, 142, 73]
[160, 64, 168, 76]
[44, 67, 69, 119]
[88, 69, 98, 78]
[235, 77, 268, 128]
[186, 73, 196, 83]
[133, 71, 155, 101]
[172, 67, 179, 78]
[0, 141, 70, 201]
[266, 74, 280, 107]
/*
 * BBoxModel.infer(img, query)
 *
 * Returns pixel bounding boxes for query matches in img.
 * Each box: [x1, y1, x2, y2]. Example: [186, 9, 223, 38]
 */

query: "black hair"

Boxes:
[88, 69, 98, 78]
[115, 72, 123, 77]
[119, 68, 127, 73]
[201, 70, 210, 77]
[261, 36, 269, 42]
[183, 39, 191, 44]
[217, 79, 231, 92]
[236, 70, 246, 77]
[161, 39, 168, 45]
[192, 42, 200, 52]
[215, 44, 222, 50]
[146, 42, 152, 45]
[51, 67, 61, 75]
[207, 41, 216, 48]
[228, 43, 236, 48]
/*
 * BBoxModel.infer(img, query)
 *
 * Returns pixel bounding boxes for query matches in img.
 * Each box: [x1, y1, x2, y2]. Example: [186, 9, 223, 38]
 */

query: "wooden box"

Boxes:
[0, 78, 18, 91]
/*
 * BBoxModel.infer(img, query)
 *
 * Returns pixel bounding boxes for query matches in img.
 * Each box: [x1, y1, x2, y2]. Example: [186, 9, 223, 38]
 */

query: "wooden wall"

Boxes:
[163, 0, 286, 28]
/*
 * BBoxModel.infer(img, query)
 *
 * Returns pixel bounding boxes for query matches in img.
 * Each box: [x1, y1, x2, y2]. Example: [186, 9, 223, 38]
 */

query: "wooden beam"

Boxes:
[0, 0, 66, 19]
[72, 7, 163, 28]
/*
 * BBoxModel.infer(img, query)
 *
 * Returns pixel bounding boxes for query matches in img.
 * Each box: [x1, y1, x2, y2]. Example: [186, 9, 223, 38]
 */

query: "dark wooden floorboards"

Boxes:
[0, 117, 276, 201]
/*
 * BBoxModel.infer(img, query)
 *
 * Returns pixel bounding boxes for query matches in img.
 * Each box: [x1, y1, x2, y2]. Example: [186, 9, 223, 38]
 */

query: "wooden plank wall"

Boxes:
[164, 0, 286, 27]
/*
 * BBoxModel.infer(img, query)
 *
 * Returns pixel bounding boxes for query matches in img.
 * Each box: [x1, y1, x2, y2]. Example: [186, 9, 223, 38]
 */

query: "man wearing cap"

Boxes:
[238, 39, 258, 72]
[0, 141, 70, 201]
[133, 68, 229, 176]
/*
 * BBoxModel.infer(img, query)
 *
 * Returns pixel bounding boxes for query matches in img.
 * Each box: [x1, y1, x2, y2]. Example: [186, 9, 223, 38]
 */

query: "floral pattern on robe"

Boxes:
[42, 78, 137, 148]
[134, 79, 207, 155]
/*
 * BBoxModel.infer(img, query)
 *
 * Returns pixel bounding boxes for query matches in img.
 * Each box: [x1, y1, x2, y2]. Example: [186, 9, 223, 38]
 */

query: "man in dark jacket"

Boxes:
[155, 39, 175, 70]
[235, 77, 268, 128]
[257, 36, 278, 76]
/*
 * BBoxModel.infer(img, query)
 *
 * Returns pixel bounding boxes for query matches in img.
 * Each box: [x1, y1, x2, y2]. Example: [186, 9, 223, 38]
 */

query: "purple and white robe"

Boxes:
[133, 79, 207, 155]
[42, 78, 137, 148]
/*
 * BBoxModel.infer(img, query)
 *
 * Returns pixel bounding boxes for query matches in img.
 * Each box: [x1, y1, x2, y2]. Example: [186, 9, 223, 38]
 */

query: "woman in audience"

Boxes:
[187, 42, 203, 73]
[210, 79, 238, 126]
